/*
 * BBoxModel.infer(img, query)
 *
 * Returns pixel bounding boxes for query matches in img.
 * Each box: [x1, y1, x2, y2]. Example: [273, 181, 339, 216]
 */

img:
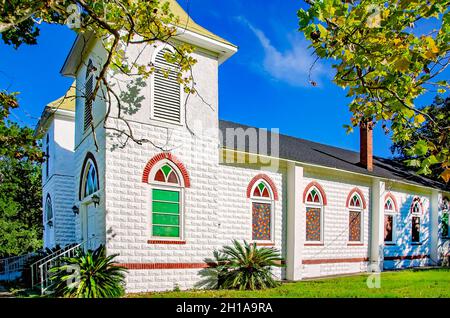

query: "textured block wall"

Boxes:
[383, 186, 432, 269]
[301, 169, 371, 278]
[43, 175, 76, 247]
[217, 164, 287, 280]
[104, 119, 220, 292]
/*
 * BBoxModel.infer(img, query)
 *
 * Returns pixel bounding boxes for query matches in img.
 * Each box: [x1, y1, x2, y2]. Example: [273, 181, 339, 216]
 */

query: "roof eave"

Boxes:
[60, 32, 95, 77]
[220, 147, 449, 193]
[173, 26, 238, 64]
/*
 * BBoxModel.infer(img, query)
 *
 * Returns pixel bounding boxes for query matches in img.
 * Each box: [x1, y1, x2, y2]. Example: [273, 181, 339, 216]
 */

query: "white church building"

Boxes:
[36, 0, 450, 292]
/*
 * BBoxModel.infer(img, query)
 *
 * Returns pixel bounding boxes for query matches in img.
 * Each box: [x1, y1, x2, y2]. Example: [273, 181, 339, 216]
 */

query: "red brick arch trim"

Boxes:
[345, 187, 367, 209]
[303, 181, 328, 205]
[246, 174, 279, 201]
[385, 192, 399, 212]
[142, 152, 191, 188]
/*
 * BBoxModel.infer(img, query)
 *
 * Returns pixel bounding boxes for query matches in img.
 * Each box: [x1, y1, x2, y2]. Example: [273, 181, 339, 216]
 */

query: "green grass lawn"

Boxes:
[127, 269, 450, 298]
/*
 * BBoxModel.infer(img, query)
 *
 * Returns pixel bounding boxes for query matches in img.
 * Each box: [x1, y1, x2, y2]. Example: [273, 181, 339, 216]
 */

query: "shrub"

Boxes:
[213, 240, 284, 290]
[49, 245, 127, 298]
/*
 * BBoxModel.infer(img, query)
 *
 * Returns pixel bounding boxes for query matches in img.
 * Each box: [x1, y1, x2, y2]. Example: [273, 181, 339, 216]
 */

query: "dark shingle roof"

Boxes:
[219, 120, 449, 191]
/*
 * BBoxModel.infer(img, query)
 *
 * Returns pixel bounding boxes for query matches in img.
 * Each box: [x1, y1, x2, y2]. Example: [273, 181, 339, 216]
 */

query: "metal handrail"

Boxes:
[30, 243, 80, 287]
[0, 252, 36, 281]
[36, 238, 101, 295]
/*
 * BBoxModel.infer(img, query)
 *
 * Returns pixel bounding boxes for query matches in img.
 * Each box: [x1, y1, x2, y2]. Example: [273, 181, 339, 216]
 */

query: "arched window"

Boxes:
[151, 47, 182, 125]
[149, 161, 184, 239]
[80, 154, 100, 200]
[250, 180, 274, 242]
[305, 186, 324, 243]
[45, 195, 53, 228]
[441, 197, 449, 238]
[348, 192, 363, 243]
[84, 59, 95, 131]
[384, 197, 397, 244]
[411, 197, 423, 243]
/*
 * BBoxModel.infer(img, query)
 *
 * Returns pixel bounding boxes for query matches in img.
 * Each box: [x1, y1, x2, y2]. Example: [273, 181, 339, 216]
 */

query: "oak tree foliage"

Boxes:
[298, 0, 450, 182]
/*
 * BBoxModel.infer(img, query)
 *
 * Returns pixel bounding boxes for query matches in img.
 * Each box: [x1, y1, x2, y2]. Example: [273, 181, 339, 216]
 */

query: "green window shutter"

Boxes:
[152, 189, 180, 238]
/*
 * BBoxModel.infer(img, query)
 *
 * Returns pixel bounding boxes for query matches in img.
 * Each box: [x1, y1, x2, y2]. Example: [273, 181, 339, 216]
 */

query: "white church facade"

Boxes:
[36, 1, 450, 292]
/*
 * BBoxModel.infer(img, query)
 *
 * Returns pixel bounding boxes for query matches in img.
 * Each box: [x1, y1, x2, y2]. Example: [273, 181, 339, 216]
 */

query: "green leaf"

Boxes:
[414, 140, 429, 156]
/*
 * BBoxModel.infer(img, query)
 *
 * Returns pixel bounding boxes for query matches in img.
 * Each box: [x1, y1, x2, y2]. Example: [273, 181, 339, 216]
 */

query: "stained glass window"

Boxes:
[349, 195, 361, 208]
[410, 198, 422, 243]
[411, 200, 422, 214]
[384, 198, 394, 211]
[252, 182, 271, 198]
[442, 198, 449, 238]
[384, 215, 394, 242]
[252, 203, 271, 241]
[349, 211, 362, 242]
[306, 207, 321, 241]
[412, 216, 421, 243]
[153, 164, 179, 185]
[250, 180, 273, 241]
[306, 188, 321, 203]
[83, 160, 99, 198]
[305, 187, 324, 242]
[384, 196, 397, 243]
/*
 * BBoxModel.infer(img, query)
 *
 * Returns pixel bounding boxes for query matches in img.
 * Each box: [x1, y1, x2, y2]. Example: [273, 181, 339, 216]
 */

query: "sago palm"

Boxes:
[218, 240, 284, 290]
[49, 245, 127, 298]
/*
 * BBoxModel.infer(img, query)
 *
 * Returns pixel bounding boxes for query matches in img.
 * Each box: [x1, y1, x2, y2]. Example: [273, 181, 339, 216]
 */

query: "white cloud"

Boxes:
[237, 17, 325, 87]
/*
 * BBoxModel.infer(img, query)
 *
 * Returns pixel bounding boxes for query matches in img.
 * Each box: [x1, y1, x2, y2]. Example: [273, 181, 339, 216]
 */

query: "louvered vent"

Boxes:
[153, 49, 181, 124]
[84, 76, 93, 131]
[84, 59, 94, 132]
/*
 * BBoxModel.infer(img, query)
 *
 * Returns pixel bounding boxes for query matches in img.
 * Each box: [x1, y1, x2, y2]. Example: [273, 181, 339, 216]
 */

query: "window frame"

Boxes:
[81, 158, 100, 202]
[249, 180, 275, 244]
[147, 161, 185, 241]
[348, 192, 364, 244]
[441, 197, 449, 239]
[149, 46, 185, 127]
[410, 198, 423, 244]
[384, 198, 397, 244]
[45, 195, 54, 228]
[305, 187, 324, 244]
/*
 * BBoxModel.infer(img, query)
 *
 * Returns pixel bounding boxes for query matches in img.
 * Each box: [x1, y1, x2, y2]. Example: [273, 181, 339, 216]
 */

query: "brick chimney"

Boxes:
[360, 122, 374, 172]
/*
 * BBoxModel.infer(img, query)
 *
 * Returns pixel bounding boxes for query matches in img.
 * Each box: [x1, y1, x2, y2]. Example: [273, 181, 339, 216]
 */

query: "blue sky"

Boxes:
[0, 0, 446, 158]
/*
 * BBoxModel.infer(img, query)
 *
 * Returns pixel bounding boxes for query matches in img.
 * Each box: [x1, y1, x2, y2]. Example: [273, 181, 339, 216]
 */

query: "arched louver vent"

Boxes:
[153, 49, 181, 124]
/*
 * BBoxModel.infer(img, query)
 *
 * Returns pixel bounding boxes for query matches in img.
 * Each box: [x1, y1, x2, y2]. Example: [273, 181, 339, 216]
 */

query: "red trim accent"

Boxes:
[246, 174, 279, 201]
[303, 181, 328, 205]
[302, 257, 369, 265]
[255, 243, 275, 247]
[384, 255, 429, 261]
[305, 243, 324, 246]
[384, 192, 398, 212]
[142, 153, 190, 188]
[347, 243, 364, 246]
[147, 240, 186, 245]
[118, 263, 213, 270]
[346, 188, 367, 209]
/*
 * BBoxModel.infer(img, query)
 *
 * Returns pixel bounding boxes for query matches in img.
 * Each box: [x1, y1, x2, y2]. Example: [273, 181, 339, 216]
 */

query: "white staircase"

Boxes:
[31, 239, 101, 295]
